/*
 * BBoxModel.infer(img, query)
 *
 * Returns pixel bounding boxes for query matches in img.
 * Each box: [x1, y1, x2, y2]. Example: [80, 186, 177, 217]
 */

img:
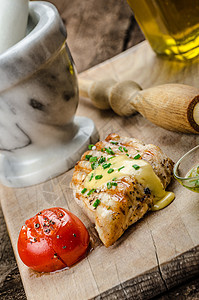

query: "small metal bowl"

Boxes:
[173, 145, 199, 192]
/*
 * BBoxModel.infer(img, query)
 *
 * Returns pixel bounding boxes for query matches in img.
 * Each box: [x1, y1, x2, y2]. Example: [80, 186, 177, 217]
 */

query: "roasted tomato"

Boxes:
[17, 207, 90, 272]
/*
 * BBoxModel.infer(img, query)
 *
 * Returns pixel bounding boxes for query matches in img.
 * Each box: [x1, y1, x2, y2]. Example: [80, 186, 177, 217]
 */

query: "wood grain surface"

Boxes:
[1, 41, 199, 300]
[1, 1, 199, 300]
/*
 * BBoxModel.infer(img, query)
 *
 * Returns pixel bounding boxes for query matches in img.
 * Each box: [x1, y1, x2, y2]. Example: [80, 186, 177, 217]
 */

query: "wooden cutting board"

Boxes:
[1, 41, 199, 300]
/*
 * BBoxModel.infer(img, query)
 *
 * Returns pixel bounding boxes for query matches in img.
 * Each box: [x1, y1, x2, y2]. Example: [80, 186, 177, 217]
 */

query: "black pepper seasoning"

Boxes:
[144, 187, 151, 195]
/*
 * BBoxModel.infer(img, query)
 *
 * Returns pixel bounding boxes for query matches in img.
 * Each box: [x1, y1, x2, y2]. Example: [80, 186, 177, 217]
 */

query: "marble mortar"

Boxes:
[0, 1, 98, 187]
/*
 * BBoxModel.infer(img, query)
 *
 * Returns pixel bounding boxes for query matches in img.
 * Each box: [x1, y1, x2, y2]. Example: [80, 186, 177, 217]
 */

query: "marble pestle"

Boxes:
[0, 1, 98, 187]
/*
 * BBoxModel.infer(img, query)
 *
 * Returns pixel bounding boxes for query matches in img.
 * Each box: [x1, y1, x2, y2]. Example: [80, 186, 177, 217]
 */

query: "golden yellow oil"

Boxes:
[127, 0, 199, 60]
[185, 164, 199, 192]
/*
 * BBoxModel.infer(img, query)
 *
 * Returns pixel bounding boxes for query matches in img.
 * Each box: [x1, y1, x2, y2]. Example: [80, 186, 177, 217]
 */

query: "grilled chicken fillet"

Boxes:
[71, 134, 174, 247]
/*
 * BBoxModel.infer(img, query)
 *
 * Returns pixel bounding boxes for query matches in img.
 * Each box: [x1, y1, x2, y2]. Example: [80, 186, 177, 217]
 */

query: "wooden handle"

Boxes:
[134, 84, 199, 133]
[78, 78, 199, 134]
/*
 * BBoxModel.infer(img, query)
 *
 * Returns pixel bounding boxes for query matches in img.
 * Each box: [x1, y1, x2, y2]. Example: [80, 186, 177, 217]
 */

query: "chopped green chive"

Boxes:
[132, 164, 140, 170]
[108, 156, 115, 160]
[107, 182, 117, 189]
[112, 177, 117, 181]
[88, 144, 94, 150]
[102, 163, 111, 169]
[107, 182, 112, 189]
[105, 147, 115, 155]
[91, 162, 98, 170]
[107, 168, 114, 174]
[126, 154, 129, 157]
[101, 148, 105, 152]
[98, 156, 106, 164]
[107, 206, 111, 210]
[111, 141, 118, 145]
[123, 147, 128, 153]
[89, 156, 97, 162]
[95, 175, 103, 180]
[85, 154, 92, 161]
[81, 188, 87, 194]
[93, 199, 100, 208]
[118, 166, 125, 171]
[89, 173, 94, 181]
[195, 179, 199, 187]
[133, 154, 141, 159]
[87, 189, 96, 196]
[118, 146, 123, 152]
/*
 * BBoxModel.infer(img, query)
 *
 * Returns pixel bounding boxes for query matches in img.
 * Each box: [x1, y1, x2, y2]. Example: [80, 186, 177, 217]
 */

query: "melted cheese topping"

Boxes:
[84, 155, 174, 210]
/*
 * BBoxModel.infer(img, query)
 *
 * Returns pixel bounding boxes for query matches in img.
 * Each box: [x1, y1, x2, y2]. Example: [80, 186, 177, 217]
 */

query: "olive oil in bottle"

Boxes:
[127, 0, 199, 60]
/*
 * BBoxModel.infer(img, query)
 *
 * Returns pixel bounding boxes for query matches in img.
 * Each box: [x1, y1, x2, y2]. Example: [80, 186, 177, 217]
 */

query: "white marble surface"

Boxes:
[0, 116, 98, 187]
[0, 2, 98, 187]
[0, 0, 29, 54]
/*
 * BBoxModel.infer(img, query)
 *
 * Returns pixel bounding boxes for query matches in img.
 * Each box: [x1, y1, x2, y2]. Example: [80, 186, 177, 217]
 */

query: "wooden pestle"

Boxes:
[79, 78, 199, 134]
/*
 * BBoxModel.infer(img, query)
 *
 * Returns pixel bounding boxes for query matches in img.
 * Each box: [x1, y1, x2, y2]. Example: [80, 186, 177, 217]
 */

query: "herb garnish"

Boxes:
[107, 182, 112, 189]
[102, 163, 111, 169]
[132, 164, 140, 170]
[107, 168, 114, 174]
[89, 156, 98, 162]
[91, 162, 98, 170]
[108, 156, 115, 160]
[85, 154, 92, 160]
[98, 156, 105, 164]
[81, 188, 87, 194]
[105, 147, 115, 155]
[111, 141, 118, 145]
[95, 175, 103, 180]
[134, 154, 141, 159]
[88, 144, 94, 150]
[89, 173, 94, 181]
[118, 146, 123, 152]
[195, 179, 199, 187]
[107, 182, 117, 189]
[118, 166, 125, 171]
[123, 147, 128, 152]
[93, 199, 100, 208]
[87, 189, 96, 196]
